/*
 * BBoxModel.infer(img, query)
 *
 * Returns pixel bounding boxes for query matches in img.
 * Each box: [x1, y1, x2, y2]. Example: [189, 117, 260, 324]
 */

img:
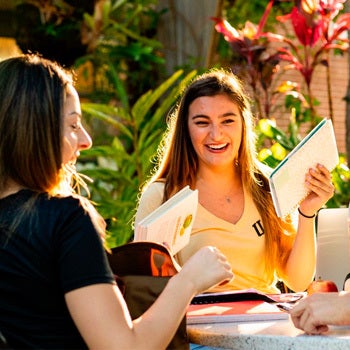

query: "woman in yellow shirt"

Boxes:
[135, 68, 334, 294]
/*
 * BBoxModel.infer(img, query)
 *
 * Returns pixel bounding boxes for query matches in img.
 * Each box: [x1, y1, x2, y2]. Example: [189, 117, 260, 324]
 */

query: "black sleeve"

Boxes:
[53, 199, 115, 293]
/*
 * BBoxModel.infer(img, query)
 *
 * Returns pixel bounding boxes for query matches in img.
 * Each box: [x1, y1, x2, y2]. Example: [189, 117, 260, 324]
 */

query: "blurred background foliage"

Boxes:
[79, 69, 197, 247]
[6, 0, 350, 248]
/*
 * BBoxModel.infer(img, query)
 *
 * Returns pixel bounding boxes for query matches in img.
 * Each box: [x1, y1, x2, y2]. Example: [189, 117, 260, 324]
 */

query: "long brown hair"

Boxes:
[0, 54, 105, 239]
[0, 54, 69, 192]
[142, 68, 295, 280]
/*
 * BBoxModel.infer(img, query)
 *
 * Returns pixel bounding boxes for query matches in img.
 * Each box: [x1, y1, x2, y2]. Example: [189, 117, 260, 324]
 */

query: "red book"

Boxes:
[187, 300, 289, 324]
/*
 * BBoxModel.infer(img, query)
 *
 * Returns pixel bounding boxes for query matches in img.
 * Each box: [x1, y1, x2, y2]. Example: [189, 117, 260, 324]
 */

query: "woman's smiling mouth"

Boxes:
[207, 143, 228, 151]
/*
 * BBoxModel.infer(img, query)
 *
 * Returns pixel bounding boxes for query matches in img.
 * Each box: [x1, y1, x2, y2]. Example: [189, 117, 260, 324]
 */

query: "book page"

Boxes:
[187, 300, 288, 324]
[191, 289, 305, 305]
[135, 186, 198, 255]
[269, 119, 339, 217]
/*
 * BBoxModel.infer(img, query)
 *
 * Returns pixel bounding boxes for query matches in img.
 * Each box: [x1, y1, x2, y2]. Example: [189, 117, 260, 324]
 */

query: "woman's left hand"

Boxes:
[299, 163, 334, 216]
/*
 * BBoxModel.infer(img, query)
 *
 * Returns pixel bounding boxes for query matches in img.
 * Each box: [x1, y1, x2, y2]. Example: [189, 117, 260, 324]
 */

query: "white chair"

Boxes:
[315, 208, 350, 291]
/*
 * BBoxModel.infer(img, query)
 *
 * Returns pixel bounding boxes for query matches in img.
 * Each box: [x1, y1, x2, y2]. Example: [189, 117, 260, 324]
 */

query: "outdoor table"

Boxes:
[187, 316, 350, 350]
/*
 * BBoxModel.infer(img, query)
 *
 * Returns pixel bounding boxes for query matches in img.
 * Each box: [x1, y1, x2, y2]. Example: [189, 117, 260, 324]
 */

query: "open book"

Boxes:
[191, 288, 305, 305]
[187, 300, 289, 324]
[187, 288, 304, 324]
[134, 186, 198, 255]
[269, 118, 339, 218]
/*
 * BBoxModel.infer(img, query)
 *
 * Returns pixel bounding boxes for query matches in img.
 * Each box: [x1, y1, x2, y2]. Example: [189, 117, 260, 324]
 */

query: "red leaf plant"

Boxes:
[271, 0, 350, 123]
[212, 0, 282, 119]
[213, 0, 350, 124]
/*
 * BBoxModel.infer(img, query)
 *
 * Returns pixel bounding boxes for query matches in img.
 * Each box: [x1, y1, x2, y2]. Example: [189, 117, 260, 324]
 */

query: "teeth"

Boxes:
[208, 144, 227, 150]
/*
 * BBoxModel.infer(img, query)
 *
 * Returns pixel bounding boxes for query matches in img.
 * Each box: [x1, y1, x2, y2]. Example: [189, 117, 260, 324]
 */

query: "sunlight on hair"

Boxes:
[53, 162, 93, 197]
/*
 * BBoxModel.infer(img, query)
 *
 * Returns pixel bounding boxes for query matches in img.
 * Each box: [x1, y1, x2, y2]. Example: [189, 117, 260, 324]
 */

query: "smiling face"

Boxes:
[62, 85, 92, 165]
[188, 94, 243, 171]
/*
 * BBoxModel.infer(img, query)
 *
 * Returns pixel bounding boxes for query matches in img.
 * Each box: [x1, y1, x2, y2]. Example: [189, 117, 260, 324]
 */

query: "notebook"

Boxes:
[134, 186, 198, 255]
[187, 300, 289, 324]
[269, 118, 339, 218]
[191, 288, 305, 305]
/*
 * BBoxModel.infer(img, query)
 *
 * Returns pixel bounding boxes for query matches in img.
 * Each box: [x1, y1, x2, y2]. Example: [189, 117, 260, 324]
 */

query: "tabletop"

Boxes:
[187, 316, 350, 350]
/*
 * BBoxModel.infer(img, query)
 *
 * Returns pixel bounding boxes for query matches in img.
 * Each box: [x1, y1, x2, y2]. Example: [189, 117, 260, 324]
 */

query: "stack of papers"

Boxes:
[187, 289, 304, 324]
[187, 300, 289, 324]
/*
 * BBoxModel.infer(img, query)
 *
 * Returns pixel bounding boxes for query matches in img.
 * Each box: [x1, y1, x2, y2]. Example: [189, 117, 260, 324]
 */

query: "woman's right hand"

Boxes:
[179, 246, 234, 294]
[290, 292, 350, 334]
[66, 246, 232, 349]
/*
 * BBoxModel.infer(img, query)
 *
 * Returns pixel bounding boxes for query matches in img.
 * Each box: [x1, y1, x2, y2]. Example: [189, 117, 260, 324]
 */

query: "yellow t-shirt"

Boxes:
[135, 182, 295, 294]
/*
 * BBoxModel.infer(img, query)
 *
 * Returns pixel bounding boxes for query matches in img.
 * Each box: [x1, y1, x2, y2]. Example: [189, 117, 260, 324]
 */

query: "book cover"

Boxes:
[187, 300, 289, 324]
[269, 118, 339, 218]
[134, 186, 198, 255]
[191, 288, 305, 305]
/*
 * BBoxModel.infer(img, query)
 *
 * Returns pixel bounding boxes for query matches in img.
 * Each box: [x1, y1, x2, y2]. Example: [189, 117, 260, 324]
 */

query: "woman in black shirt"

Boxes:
[0, 54, 233, 349]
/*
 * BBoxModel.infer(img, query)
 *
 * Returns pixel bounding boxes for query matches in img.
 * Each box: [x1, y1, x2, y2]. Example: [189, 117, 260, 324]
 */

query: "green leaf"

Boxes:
[110, 21, 162, 48]
[132, 70, 185, 126]
[82, 103, 133, 140]
[257, 119, 294, 150]
[108, 63, 130, 110]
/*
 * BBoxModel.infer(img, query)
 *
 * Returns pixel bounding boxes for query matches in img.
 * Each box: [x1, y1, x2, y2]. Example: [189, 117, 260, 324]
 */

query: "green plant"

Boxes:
[78, 69, 197, 248]
[14, 0, 93, 66]
[271, 0, 350, 124]
[77, 0, 167, 104]
[214, 0, 350, 126]
[327, 154, 350, 208]
[213, 0, 283, 119]
[256, 115, 300, 167]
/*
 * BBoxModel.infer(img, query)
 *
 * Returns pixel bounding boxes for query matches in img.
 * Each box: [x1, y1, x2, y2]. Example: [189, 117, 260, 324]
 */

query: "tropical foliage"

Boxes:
[214, 0, 350, 209]
[77, 0, 166, 104]
[79, 69, 197, 248]
[14, 0, 93, 66]
[69, 0, 350, 247]
[256, 116, 350, 209]
[213, 0, 350, 125]
[10, 1, 350, 249]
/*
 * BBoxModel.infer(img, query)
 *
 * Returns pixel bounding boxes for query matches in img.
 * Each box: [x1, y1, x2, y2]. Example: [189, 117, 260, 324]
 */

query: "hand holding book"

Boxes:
[269, 119, 339, 218]
[134, 186, 198, 255]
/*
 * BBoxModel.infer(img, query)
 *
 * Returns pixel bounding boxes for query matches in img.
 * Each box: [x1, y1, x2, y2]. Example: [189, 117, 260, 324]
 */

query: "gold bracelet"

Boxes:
[298, 207, 316, 219]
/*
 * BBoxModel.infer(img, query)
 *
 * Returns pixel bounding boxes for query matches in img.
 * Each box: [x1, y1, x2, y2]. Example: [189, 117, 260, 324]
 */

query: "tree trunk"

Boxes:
[157, 0, 225, 73]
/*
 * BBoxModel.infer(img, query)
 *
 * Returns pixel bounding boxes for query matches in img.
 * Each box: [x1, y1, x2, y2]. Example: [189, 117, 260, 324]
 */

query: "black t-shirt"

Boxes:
[0, 190, 115, 349]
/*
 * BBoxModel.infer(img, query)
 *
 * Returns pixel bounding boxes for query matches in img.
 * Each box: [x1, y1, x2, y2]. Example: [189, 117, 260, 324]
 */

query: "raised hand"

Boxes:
[299, 164, 335, 217]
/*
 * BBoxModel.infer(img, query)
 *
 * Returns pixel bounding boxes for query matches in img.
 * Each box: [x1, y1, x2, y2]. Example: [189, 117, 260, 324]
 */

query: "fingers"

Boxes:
[210, 246, 234, 286]
[291, 306, 315, 334]
[306, 164, 334, 196]
[290, 295, 330, 335]
[300, 164, 334, 213]
[184, 246, 234, 293]
[293, 312, 328, 335]
[208, 246, 234, 282]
